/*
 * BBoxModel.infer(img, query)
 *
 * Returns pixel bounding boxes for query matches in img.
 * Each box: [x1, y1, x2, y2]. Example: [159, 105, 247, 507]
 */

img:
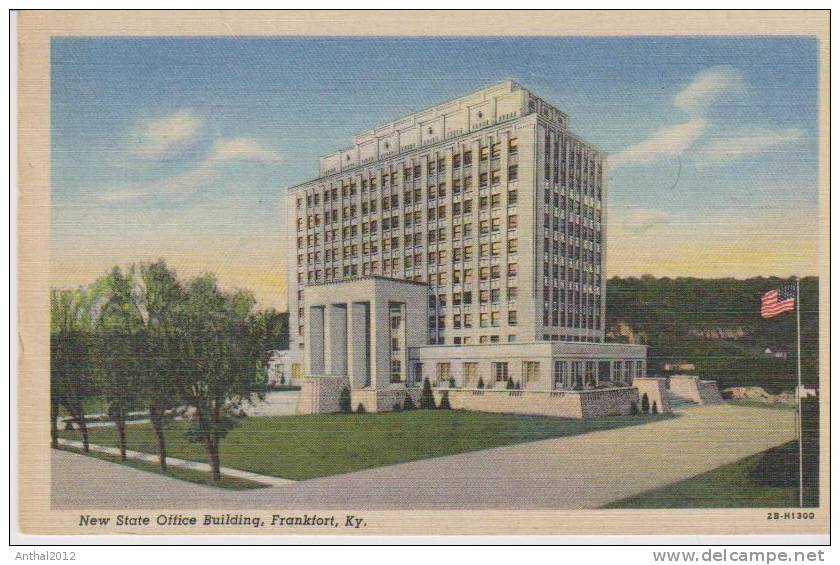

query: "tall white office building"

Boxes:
[287, 81, 606, 351]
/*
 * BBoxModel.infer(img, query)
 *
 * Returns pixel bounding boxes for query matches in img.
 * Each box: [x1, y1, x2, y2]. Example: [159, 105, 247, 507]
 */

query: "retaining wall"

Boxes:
[669, 375, 724, 405]
[296, 376, 350, 414]
[634, 377, 672, 413]
[432, 387, 639, 419]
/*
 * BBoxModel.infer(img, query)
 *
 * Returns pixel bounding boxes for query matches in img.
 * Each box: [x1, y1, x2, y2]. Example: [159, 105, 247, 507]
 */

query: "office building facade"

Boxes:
[287, 81, 606, 351]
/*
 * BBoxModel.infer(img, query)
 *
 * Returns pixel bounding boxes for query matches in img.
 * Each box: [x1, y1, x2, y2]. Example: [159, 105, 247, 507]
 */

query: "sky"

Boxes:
[51, 37, 821, 310]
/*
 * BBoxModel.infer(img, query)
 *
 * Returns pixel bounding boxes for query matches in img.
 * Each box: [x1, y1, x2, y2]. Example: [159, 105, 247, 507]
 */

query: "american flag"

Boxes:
[760, 284, 796, 319]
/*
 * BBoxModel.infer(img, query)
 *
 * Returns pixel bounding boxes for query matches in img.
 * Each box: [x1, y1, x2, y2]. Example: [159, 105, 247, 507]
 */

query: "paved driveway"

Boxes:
[52, 404, 797, 510]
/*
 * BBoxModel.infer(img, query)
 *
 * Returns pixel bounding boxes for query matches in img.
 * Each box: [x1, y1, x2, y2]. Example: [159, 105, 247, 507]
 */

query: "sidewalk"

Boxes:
[57, 438, 297, 487]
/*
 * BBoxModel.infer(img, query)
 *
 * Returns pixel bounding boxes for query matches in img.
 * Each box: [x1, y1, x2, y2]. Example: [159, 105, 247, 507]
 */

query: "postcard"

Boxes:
[15, 9, 830, 539]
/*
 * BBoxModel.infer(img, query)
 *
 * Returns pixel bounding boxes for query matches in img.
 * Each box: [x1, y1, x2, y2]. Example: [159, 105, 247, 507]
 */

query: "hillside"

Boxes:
[606, 276, 819, 393]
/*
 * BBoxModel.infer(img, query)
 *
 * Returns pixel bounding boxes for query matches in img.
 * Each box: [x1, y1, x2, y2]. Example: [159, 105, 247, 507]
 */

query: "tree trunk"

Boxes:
[50, 400, 59, 449]
[115, 416, 127, 461]
[208, 438, 221, 482]
[149, 407, 167, 472]
[79, 418, 90, 452]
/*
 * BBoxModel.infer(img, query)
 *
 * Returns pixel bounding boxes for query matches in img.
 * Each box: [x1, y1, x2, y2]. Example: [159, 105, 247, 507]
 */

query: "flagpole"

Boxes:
[796, 277, 803, 508]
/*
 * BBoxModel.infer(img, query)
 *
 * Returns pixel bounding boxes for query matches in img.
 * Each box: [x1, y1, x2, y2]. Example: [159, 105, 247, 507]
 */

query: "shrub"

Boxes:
[356, 403, 367, 414]
[477, 377, 485, 389]
[641, 393, 650, 414]
[448, 377, 456, 388]
[402, 395, 416, 410]
[439, 391, 452, 410]
[392, 402, 402, 412]
[279, 375, 286, 386]
[630, 401, 639, 415]
[506, 378, 514, 390]
[652, 401, 658, 414]
[420, 378, 436, 409]
[338, 387, 352, 414]
[514, 381, 522, 390]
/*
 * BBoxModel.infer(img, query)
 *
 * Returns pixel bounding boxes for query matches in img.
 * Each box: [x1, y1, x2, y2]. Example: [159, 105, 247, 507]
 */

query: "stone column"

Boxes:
[305, 305, 325, 375]
[348, 302, 370, 388]
[324, 303, 348, 375]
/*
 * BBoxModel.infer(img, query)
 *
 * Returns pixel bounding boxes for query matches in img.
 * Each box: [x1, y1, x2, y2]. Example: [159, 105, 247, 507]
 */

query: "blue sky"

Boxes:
[51, 37, 821, 308]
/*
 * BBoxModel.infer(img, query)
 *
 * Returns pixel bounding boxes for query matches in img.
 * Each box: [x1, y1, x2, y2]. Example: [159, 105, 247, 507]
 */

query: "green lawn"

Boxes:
[56, 445, 268, 490]
[59, 409, 670, 481]
[606, 397, 819, 509]
[602, 442, 803, 509]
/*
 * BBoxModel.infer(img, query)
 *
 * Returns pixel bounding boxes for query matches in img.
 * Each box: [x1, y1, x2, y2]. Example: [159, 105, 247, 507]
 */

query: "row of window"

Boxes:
[299, 139, 520, 210]
[297, 186, 519, 231]
[415, 358, 642, 389]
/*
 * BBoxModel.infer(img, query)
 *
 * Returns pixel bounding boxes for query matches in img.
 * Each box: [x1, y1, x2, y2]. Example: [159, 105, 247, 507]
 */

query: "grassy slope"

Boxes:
[602, 448, 798, 509]
[59, 410, 669, 481]
[605, 399, 819, 509]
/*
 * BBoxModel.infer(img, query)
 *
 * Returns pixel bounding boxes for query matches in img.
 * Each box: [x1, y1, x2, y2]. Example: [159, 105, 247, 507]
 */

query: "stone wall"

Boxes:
[634, 377, 672, 413]
[668, 375, 704, 403]
[430, 387, 639, 419]
[698, 380, 725, 404]
[669, 375, 724, 405]
[296, 376, 350, 414]
[351, 387, 422, 413]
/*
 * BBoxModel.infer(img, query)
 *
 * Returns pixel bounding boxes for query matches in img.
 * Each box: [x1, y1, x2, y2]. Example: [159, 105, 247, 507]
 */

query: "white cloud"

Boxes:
[98, 138, 282, 204]
[131, 111, 205, 159]
[611, 118, 706, 167]
[612, 66, 750, 169]
[674, 65, 746, 117]
[206, 137, 283, 165]
[697, 127, 803, 162]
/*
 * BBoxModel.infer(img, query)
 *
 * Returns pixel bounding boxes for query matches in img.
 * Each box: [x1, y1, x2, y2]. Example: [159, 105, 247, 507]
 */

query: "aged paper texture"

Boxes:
[17, 10, 829, 537]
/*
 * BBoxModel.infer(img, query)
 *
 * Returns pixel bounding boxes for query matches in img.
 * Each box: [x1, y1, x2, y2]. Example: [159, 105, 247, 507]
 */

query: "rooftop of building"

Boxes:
[288, 81, 576, 191]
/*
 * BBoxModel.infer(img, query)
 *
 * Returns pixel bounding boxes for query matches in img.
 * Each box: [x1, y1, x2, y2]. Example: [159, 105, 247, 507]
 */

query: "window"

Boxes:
[508, 137, 518, 154]
[508, 310, 518, 325]
[553, 361, 567, 389]
[523, 361, 540, 384]
[391, 359, 402, 383]
[493, 362, 509, 382]
[508, 165, 518, 181]
[437, 362, 451, 383]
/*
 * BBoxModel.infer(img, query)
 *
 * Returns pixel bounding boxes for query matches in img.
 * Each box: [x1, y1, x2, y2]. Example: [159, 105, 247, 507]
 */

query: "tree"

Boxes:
[133, 260, 186, 471]
[172, 274, 268, 482]
[652, 400, 659, 414]
[477, 377, 485, 389]
[439, 391, 452, 410]
[92, 267, 145, 461]
[506, 377, 514, 390]
[50, 289, 98, 451]
[641, 393, 650, 414]
[339, 387, 352, 413]
[420, 378, 436, 409]
[402, 395, 416, 410]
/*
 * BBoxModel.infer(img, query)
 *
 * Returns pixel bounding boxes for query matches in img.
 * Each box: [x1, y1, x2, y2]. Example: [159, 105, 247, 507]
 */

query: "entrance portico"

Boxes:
[302, 277, 428, 393]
